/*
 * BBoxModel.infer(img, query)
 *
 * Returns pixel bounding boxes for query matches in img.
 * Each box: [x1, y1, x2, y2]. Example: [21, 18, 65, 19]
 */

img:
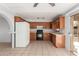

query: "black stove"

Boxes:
[36, 30, 43, 40]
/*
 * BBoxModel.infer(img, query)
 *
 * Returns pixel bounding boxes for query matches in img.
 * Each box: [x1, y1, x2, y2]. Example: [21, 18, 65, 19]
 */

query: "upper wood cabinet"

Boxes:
[15, 16, 24, 22]
[30, 22, 51, 29]
[51, 22, 54, 29]
[59, 16, 65, 29]
[52, 16, 65, 29]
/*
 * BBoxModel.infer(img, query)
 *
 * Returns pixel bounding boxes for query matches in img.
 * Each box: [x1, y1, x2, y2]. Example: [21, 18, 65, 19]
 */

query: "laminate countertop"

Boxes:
[51, 32, 65, 36]
[30, 29, 52, 33]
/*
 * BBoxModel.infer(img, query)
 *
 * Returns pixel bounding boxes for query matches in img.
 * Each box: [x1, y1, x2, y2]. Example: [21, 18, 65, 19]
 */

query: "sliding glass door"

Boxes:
[70, 14, 79, 55]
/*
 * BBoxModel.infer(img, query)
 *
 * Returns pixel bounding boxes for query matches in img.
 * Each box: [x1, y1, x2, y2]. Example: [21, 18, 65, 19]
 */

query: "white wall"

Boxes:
[65, 15, 71, 50]
[0, 16, 11, 42]
[0, 4, 15, 48]
[65, 4, 79, 50]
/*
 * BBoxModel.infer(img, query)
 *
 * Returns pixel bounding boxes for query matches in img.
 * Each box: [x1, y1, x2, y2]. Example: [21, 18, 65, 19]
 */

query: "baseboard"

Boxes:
[0, 42, 11, 43]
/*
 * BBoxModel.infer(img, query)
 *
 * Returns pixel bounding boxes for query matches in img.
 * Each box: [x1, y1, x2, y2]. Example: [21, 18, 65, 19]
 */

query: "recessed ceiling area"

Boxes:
[2, 3, 78, 21]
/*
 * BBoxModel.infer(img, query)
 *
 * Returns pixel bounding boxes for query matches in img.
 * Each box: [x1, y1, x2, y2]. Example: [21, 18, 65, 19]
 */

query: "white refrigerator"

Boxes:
[15, 22, 30, 47]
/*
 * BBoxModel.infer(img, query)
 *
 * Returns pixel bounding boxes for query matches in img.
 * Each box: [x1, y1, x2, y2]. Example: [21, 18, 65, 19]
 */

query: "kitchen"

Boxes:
[0, 3, 79, 56]
[30, 16, 65, 48]
[15, 15, 65, 48]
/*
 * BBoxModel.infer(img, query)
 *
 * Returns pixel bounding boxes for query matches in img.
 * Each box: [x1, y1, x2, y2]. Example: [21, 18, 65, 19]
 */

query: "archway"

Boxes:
[0, 14, 13, 48]
[0, 15, 11, 48]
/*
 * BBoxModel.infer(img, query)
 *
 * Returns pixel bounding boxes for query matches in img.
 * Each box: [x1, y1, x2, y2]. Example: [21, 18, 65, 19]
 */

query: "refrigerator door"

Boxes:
[16, 22, 30, 47]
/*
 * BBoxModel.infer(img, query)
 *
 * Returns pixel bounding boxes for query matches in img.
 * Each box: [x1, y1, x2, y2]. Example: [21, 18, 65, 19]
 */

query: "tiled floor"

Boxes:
[0, 41, 75, 56]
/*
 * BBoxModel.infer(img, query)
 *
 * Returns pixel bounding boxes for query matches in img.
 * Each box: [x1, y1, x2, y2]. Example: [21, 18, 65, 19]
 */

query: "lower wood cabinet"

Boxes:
[43, 33, 50, 41]
[52, 34, 65, 48]
[52, 34, 56, 46]
[30, 32, 50, 41]
[30, 32, 36, 41]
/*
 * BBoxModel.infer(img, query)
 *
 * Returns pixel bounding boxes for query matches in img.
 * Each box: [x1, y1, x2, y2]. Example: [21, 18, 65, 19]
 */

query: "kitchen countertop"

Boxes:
[30, 29, 65, 35]
[30, 29, 52, 33]
[51, 32, 65, 35]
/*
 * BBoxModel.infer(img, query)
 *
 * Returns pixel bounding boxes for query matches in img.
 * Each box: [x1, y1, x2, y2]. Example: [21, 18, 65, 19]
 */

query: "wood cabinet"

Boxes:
[30, 32, 36, 41]
[30, 22, 51, 29]
[52, 16, 65, 29]
[51, 34, 56, 45]
[50, 34, 53, 42]
[51, 22, 54, 29]
[43, 33, 50, 41]
[15, 16, 25, 22]
[58, 16, 65, 29]
[30, 32, 50, 41]
[56, 35, 65, 48]
[51, 34, 65, 48]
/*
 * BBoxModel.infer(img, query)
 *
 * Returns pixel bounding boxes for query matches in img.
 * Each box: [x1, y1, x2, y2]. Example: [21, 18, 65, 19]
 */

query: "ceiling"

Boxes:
[2, 3, 78, 21]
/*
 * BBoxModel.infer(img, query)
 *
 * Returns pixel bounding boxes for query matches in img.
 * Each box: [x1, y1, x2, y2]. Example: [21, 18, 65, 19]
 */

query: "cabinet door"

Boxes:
[52, 34, 56, 46]
[44, 33, 50, 41]
[56, 20, 58, 28]
[50, 34, 52, 42]
[56, 35, 65, 48]
[57, 20, 60, 28]
[53, 35, 56, 46]
[54, 22, 56, 29]
[52, 23, 54, 29]
[60, 16, 65, 29]
[30, 32, 36, 41]
[51, 34, 54, 42]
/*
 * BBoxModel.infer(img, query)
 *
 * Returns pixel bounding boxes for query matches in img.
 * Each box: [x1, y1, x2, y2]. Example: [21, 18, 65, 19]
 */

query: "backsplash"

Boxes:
[30, 28, 64, 34]
[53, 29, 64, 33]
[30, 29, 52, 33]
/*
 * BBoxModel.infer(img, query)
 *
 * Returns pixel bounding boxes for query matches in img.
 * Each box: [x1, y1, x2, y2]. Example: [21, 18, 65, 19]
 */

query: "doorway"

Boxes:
[0, 15, 11, 48]
[70, 14, 79, 55]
